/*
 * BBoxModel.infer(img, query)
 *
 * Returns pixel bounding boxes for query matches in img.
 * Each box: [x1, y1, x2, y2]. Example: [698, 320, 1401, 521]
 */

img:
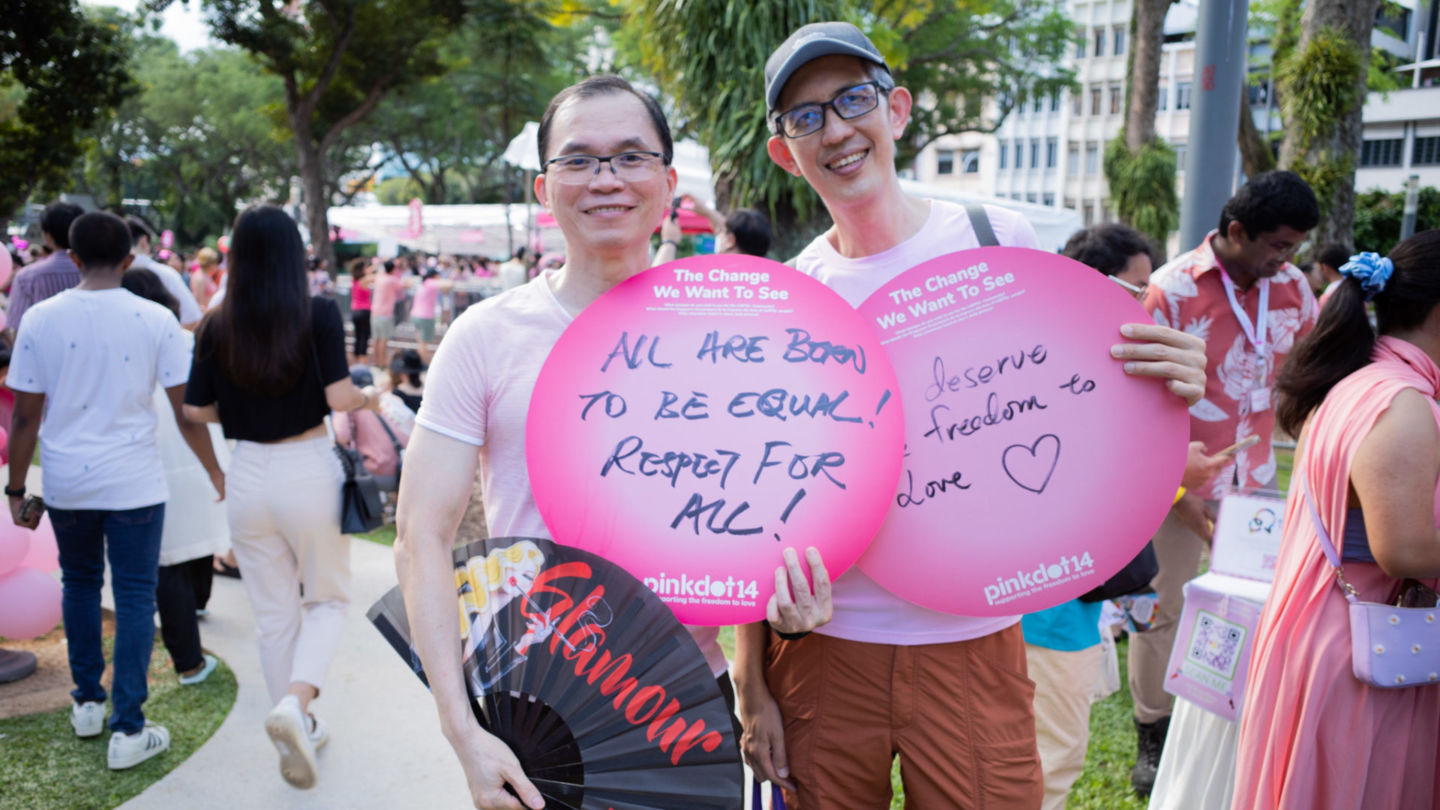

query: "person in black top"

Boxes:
[387, 349, 426, 414]
[183, 204, 378, 791]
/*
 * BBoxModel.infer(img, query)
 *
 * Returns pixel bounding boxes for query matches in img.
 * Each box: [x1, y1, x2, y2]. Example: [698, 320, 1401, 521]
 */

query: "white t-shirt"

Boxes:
[9, 288, 192, 510]
[130, 253, 203, 325]
[416, 274, 729, 676]
[793, 199, 1039, 645]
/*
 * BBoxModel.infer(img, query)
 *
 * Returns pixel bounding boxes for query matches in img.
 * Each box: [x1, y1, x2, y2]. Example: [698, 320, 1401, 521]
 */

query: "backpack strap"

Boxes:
[965, 204, 999, 247]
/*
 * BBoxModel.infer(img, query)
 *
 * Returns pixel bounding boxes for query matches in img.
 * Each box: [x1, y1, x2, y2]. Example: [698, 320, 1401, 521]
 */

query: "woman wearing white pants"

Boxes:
[184, 205, 378, 789]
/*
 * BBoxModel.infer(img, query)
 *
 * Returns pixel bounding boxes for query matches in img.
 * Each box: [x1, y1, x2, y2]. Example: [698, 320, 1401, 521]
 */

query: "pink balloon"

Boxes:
[855, 248, 1189, 615]
[0, 567, 62, 640]
[161, 229, 175, 248]
[0, 244, 12, 288]
[0, 523, 29, 577]
[216, 235, 230, 254]
[19, 513, 58, 573]
[527, 256, 905, 625]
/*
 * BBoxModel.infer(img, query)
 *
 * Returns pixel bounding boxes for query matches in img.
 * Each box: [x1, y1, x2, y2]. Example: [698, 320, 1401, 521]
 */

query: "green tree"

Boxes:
[1104, 0, 1178, 250]
[0, 0, 134, 229]
[617, 0, 1074, 249]
[1353, 186, 1440, 255]
[175, 0, 467, 271]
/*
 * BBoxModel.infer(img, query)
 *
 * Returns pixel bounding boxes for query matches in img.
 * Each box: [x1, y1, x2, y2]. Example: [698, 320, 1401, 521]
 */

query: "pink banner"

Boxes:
[857, 248, 1188, 615]
[528, 256, 904, 624]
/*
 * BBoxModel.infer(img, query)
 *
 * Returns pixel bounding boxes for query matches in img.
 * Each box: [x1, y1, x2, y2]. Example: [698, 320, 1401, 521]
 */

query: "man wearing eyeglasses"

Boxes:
[394, 74, 832, 810]
[732, 22, 1209, 809]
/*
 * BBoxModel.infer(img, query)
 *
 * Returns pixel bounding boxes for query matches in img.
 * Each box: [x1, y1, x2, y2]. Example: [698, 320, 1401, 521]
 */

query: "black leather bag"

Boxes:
[1079, 541, 1159, 602]
[334, 440, 384, 534]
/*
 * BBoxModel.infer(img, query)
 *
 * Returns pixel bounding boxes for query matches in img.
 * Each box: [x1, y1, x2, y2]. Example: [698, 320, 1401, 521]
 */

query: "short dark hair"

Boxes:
[1061, 223, 1156, 276]
[1218, 170, 1320, 240]
[125, 215, 155, 248]
[536, 75, 673, 165]
[68, 211, 133, 270]
[725, 208, 772, 257]
[1316, 242, 1353, 270]
[120, 267, 180, 320]
[41, 202, 85, 249]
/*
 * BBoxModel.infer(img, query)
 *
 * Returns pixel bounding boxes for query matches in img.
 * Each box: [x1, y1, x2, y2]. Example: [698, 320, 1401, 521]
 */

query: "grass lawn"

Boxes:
[356, 523, 397, 546]
[0, 635, 238, 810]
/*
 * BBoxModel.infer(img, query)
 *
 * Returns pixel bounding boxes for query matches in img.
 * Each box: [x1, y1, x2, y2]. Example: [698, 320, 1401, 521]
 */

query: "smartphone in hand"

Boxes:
[18, 495, 44, 528]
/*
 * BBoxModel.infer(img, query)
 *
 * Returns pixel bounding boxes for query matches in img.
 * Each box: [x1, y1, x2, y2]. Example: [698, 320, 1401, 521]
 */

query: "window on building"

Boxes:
[1050, 92, 1061, 113]
[1113, 26, 1126, 56]
[1412, 136, 1440, 166]
[1085, 142, 1099, 175]
[1174, 143, 1188, 174]
[1249, 79, 1270, 106]
[936, 149, 955, 175]
[999, 142, 1009, 170]
[1093, 27, 1105, 57]
[1043, 193, 1055, 207]
[1158, 83, 1169, 111]
[1072, 89, 1084, 116]
[1110, 84, 1123, 115]
[1064, 197, 1077, 211]
[1015, 140, 1024, 168]
[1033, 94, 1045, 114]
[1101, 203, 1111, 221]
[1027, 193, 1039, 204]
[961, 149, 981, 174]
[1091, 86, 1102, 116]
[1030, 140, 1040, 169]
[1067, 143, 1080, 175]
[1076, 31, 1087, 59]
[1046, 137, 1058, 168]
[1360, 138, 1405, 167]
[1177, 81, 1193, 110]
[1083, 202, 1095, 226]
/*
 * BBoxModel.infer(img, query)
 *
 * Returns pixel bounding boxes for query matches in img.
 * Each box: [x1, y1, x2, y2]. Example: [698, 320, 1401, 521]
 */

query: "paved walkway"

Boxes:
[116, 538, 473, 809]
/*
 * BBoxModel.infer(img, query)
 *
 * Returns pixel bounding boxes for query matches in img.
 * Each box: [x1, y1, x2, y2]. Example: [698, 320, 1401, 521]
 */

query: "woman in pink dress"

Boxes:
[1233, 231, 1440, 809]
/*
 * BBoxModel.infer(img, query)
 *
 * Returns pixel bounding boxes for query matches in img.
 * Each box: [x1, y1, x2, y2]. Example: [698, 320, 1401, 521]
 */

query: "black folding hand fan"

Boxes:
[368, 536, 743, 809]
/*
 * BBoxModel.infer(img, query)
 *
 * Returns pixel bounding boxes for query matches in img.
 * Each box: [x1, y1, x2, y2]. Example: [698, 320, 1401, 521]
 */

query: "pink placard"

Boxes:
[528, 255, 905, 625]
[856, 248, 1188, 615]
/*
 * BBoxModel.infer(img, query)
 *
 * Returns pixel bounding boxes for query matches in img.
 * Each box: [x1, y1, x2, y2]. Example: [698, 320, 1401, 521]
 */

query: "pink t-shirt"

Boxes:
[791, 200, 1037, 645]
[372, 273, 404, 318]
[351, 279, 372, 311]
[412, 278, 442, 319]
[416, 274, 728, 675]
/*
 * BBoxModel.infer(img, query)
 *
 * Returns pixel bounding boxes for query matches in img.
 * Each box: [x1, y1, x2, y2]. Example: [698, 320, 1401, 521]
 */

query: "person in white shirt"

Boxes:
[125, 217, 203, 328]
[7, 211, 224, 771]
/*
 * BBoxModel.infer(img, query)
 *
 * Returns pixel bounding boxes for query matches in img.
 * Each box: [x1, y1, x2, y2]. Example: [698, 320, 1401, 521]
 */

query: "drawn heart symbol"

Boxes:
[1002, 433, 1061, 494]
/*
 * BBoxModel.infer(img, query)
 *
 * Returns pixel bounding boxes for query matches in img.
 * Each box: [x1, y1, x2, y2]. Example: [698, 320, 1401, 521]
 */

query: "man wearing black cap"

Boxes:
[732, 22, 1209, 809]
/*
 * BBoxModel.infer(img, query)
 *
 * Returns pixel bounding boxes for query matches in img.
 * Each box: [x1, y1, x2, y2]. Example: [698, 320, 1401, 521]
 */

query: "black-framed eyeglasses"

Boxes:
[541, 151, 666, 185]
[771, 82, 887, 138]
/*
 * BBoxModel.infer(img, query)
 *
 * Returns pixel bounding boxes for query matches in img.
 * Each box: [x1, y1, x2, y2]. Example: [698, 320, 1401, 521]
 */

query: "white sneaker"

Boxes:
[307, 713, 328, 750]
[179, 654, 218, 686]
[108, 723, 170, 770]
[265, 695, 318, 789]
[71, 701, 106, 738]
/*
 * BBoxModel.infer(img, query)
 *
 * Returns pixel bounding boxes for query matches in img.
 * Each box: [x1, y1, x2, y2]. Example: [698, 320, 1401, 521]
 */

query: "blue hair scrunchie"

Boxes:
[1338, 252, 1394, 301]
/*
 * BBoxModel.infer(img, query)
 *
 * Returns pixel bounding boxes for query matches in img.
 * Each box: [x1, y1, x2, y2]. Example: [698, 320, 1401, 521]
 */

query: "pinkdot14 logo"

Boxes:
[643, 572, 760, 602]
[983, 552, 1096, 606]
[1248, 507, 1278, 534]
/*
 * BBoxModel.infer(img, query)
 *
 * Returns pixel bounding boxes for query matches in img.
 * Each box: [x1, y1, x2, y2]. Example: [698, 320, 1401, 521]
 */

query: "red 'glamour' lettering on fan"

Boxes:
[521, 562, 724, 766]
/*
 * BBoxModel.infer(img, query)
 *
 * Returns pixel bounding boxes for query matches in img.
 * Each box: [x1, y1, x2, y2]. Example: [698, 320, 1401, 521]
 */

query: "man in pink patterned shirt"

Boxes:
[1128, 170, 1320, 794]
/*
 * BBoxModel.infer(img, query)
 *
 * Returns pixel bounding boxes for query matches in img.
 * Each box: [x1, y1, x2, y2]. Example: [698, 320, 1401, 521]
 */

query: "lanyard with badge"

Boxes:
[1218, 268, 1271, 412]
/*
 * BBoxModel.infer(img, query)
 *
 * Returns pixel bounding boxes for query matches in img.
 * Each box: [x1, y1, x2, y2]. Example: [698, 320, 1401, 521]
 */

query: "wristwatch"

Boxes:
[4, 485, 25, 498]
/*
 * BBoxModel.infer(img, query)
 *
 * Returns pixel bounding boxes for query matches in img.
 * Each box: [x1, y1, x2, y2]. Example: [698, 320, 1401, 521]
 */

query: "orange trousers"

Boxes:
[765, 623, 1042, 809]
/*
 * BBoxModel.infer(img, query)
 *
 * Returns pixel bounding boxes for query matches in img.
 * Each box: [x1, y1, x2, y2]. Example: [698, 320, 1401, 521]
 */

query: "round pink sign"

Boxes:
[856, 248, 1189, 615]
[528, 255, 905, 625]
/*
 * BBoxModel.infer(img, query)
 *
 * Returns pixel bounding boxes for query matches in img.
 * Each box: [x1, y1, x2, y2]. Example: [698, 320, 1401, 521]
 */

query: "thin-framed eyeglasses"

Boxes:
[772, 81, 887, 139]
[542, 151, 666, 185]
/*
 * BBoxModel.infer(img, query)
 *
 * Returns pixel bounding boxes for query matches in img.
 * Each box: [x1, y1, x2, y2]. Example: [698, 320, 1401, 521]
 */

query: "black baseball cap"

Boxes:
[764, 22, 889, 111]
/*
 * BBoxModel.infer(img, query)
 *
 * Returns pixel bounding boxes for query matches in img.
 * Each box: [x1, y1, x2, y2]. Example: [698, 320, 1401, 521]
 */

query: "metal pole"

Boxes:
[1401, 174, 1421, 241]
[1179, 0, 1250, 251]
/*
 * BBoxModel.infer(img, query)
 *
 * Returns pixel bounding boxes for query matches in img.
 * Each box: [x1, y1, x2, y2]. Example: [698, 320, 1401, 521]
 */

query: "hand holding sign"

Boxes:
[528, 256, 904, 625]
[857, 248, 1188, 615]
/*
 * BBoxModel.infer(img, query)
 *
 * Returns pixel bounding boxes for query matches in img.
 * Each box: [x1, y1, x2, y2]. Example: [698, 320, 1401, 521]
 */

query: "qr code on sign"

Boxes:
[1187, 610, 1247, 679]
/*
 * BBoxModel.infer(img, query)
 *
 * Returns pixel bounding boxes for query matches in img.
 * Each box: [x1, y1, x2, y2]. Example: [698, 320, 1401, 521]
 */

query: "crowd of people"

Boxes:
[3, 18, 1437, 810]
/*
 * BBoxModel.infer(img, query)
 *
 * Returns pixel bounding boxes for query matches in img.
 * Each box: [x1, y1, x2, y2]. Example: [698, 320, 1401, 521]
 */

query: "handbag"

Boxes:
[312, 337, 384, 534]
[1079, 541, 1159, 602]
[371, 410, 405, 492]
[1300, 471, 1440, 688]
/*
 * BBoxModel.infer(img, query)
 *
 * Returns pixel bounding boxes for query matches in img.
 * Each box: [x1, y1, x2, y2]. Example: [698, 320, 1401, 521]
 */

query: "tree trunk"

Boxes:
[1279, 0, 1381, 248]
[293, 131, 338, 275]
[1125, 0, 1174, 150]
[1237, 89, 1275, 178]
